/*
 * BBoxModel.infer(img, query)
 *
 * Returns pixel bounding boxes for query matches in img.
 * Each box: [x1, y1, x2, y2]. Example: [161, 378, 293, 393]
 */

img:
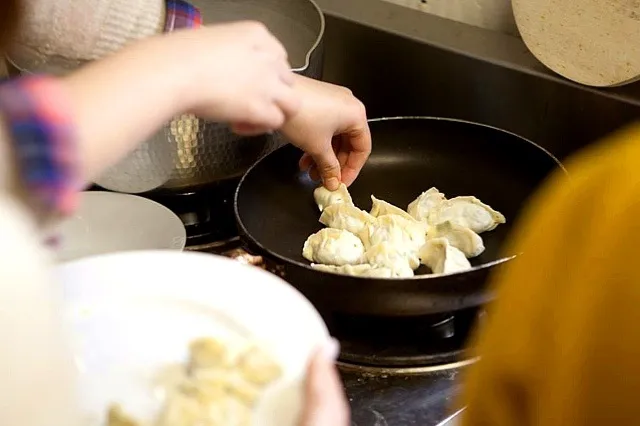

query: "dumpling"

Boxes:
[418, 237, 472, 274]
[358, 214, 428, 253]
[302, 228, 364, 266]
[407, 187, 446, 221]
[311, 263, 394, 278]
[313, 183, 353, 212]
[319, 203, 375, 235]
[427, 220, 485, 258]
[427, 196, 506, 233]
[369, 195, 415, 221]
[364, 242, 418, 277]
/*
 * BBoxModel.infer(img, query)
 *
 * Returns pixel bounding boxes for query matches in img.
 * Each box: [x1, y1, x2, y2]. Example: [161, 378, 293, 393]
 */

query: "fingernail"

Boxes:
[325, 178, 339, 190]
[322, 338, 340, 361]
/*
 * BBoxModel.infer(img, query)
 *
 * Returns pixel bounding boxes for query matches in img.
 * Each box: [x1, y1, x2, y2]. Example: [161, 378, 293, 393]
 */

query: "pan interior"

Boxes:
[189, 0, 322, 70]
[236, 118, 561, 271]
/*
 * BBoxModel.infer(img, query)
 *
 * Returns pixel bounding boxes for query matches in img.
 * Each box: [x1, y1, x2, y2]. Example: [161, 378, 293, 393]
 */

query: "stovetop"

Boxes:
[144, 185, 473, 426]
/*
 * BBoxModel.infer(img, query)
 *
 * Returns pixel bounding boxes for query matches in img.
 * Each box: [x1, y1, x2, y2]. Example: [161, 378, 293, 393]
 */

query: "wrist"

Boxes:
[161, 0, 203, 114]
[0, 77, 80, 221]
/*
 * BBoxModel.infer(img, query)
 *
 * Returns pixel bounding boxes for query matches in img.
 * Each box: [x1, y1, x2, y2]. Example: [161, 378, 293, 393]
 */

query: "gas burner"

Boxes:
[326, 309, 481, 369]
[145, 179, 240, 246]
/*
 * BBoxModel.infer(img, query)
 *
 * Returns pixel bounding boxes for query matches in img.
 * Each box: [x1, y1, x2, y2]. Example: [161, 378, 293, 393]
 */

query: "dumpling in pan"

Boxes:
[427, 196, 506, 233]
[418, 237, 472, 275]
[303, 228, 365, 266]
[427, 220, 485, 258]
[319, 203, 375, 236]
[313, 183, 353, 212]
[365, 242, 419, 278]
[407, 187, 447, 221]
[358, 214, 428, 253]
[369, 195, 415, 221]
[311, 263, 394, 278]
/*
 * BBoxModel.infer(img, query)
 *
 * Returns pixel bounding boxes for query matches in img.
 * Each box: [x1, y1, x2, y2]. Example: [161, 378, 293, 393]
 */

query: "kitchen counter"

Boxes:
[314, 0, 640, 162]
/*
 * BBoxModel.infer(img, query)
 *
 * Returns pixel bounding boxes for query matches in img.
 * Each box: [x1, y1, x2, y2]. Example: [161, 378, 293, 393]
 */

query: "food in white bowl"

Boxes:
[56, 251, 330, 426]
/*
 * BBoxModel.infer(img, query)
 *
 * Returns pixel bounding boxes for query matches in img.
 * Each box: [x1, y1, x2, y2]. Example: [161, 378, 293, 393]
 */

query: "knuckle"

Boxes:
[318, 156, 340, 172]
[271, 110, 286, 127]
[354, 99, 367, 119]
[244, 20, 269, 35]
[248, 100, 265, 117]
[338, 86, 354, 96]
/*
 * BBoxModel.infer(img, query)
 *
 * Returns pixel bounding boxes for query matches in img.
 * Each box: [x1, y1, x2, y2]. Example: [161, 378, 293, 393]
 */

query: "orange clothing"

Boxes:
[460, 123, 640, 426]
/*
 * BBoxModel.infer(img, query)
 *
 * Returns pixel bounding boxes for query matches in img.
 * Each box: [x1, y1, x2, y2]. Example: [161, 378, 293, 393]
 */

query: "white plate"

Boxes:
[57, 251, 330, 426]
[53, 192, 186, 263]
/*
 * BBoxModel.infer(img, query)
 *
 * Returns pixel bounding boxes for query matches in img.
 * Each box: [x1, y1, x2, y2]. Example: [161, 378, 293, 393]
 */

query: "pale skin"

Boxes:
[0, 20, 356, 425]
[60, 21, 370, 190]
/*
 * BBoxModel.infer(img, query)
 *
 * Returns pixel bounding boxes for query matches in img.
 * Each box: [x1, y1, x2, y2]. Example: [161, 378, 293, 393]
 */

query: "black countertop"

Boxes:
[342, 368, 463, 426]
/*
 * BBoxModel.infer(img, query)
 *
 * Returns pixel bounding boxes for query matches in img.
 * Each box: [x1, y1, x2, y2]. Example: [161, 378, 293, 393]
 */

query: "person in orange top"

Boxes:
[459, 123, 640, 426]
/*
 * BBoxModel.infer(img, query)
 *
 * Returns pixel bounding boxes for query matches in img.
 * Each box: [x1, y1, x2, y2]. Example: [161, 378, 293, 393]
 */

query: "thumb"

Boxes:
[311, 148, 342, 191]
[299, 340, 350, 426]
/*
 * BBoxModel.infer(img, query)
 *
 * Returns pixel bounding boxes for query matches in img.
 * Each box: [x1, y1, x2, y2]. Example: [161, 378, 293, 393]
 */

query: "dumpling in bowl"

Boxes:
[407, 187, 446, 221]
[358, 214, 428, 253]
[302, 228, 364, 266]
[313, 183, 353, 212]
[419, 237, 472, 274]
[364, 242, 419, 278]
[319, 203, 375, 235]
[427, 220, 485, 258]
[369, 195, 415, 221]
[311, 263, 394, 278]
[427, 196, 505, 233]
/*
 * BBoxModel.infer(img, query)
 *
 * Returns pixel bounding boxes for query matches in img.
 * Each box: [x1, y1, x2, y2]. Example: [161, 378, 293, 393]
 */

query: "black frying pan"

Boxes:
[234, 117, 564, 316]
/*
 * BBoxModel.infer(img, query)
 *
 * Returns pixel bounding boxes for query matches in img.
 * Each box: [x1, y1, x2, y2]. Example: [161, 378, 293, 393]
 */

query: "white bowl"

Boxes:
[56, 250, 330, 426]
[52, 192, 186, 263]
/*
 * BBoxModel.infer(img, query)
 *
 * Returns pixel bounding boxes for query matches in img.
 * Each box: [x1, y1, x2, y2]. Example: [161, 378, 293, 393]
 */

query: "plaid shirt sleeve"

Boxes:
[0, 76, 79, 219]
[165, 0, 202, 31]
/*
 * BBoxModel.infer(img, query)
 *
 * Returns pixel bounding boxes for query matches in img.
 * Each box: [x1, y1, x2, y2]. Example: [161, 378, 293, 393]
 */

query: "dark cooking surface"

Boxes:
[235, 117, 563, 316]
[146, 179, 240, 246]
[329, 309, 478, 367]
[237, 118, 560, 267]
[342, 368, 464, 426]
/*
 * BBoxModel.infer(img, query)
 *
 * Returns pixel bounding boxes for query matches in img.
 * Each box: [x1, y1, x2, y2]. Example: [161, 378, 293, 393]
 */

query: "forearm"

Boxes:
[62, 32, 193, 183]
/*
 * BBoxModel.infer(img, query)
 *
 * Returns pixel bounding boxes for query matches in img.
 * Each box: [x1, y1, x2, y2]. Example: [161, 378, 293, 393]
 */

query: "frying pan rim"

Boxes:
[291, 0, 325, 73]
[234, 116, 565, 281]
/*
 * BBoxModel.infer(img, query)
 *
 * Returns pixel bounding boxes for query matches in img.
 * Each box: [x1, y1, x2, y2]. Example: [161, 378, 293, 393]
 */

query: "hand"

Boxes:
[175, 21, 301, 132]
[299, 339, 350, 426]
[279, 75, 371, 191]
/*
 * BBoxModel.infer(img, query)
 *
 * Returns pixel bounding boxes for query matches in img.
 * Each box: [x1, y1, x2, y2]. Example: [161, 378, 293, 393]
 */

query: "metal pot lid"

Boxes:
[189, 0, 325, 72]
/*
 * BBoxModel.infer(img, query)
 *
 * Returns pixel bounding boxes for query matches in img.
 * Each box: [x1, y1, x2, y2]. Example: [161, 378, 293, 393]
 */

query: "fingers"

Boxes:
[310, 146, 342, 190]
[259, 47, 299, 125]
[299, 339, 350, 426]
[299, 153, 314, 172]
[298, 125, 371, 188]
[243, 21, 288, 62]
[340, 125, 372, 186]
